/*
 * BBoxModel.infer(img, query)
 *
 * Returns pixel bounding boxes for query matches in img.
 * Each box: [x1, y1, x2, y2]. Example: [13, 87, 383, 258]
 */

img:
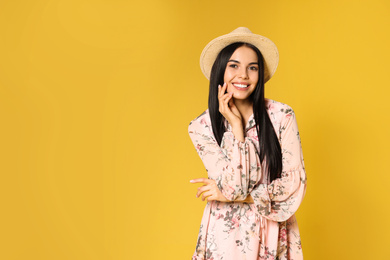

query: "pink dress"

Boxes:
[188, 98, 307, 260]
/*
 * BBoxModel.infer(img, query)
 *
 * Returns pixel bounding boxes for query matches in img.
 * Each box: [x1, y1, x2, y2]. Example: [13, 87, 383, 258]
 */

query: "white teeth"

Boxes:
[233, 84, 249, 88]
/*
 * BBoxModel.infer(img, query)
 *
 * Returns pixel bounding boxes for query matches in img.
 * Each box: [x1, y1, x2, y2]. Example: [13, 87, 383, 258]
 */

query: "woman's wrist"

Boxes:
[231, 122, 245, 143]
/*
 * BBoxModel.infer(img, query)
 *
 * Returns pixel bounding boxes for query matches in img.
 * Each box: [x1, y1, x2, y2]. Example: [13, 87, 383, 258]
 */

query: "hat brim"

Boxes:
[200, 32, 279, 83]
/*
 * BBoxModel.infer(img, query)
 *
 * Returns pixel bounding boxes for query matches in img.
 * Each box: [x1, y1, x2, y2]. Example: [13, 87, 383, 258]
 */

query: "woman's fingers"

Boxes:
[196, 185, 211, 198]
[201, 191, 213, 201]
[206, 195, 216, 202]
[220, 95, 232, 108]
[228, 98, 241, 118]
[220, 96, 236, 122]
[228, 97, 235, 107]
[190, 178, 227, 202]
[219, 93, 233, 112]
[191, 178, 220, 200]
[218, 84, 234, 113]
[218, 83, 230, 101]
[190, 178, 212, 184]
[218, 85, 243, 127]
[218, 82, 226, 99]
[224, 93, 233, 105]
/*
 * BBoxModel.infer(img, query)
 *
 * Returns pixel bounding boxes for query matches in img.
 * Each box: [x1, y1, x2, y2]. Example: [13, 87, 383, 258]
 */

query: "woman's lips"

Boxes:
[232, 83, 249, 91]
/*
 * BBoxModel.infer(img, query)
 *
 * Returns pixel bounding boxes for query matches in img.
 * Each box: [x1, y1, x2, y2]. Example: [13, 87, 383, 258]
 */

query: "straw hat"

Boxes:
[200, 27, 279, 83]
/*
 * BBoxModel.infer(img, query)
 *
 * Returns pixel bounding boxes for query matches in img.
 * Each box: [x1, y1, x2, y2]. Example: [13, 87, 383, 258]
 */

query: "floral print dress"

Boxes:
[188, 98, 307, 260]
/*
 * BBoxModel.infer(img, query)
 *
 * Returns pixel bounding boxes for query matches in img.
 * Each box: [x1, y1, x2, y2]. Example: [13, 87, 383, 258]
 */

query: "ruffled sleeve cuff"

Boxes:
[250, 167, 307, 222]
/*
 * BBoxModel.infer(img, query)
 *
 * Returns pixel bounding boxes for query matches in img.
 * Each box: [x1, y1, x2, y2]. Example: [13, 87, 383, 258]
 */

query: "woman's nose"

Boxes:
[239, 68, 249, 79]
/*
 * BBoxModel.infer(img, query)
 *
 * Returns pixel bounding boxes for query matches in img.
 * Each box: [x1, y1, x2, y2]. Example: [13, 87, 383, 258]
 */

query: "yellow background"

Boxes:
[1, 0, 389, 259]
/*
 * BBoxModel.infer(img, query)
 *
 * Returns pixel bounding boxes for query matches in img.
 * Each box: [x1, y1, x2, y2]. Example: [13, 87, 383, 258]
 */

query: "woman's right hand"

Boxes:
[218, 82, 242, 128]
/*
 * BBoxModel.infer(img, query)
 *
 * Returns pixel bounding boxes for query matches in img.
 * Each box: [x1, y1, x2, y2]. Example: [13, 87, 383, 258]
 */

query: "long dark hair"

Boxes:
[208, 42, 282, 182]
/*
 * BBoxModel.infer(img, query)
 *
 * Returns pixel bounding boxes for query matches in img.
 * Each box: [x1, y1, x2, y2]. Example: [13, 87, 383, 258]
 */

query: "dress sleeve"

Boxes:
[251, 109, 307, 222]
[188, 116, 263, 201]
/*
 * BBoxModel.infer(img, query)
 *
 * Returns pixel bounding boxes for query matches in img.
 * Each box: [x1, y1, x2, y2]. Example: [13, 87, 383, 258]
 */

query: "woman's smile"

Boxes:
[232, 82, 250, 90]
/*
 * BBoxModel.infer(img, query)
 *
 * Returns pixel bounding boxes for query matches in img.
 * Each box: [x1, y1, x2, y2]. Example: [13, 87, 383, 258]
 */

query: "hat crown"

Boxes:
[230, 27, 252, 34]
[200, 27, 279, 83]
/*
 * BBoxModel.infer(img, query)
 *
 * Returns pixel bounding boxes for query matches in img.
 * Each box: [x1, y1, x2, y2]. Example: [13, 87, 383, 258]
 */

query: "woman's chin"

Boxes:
[233, 94, 250, 101]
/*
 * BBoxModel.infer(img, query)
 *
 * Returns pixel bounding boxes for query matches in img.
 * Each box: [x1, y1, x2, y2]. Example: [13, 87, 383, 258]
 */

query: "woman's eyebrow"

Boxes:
[228, 59, 259, 65]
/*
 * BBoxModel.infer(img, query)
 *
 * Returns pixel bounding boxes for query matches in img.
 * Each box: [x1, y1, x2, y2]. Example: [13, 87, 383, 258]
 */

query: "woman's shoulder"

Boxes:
[264, 98, 297, 129]
[188, 108, 212, 133]
[265, 98, 295, 116]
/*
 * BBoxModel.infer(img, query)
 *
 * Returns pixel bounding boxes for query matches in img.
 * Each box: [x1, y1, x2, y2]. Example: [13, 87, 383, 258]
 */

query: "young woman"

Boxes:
[188, 27, 307, 259]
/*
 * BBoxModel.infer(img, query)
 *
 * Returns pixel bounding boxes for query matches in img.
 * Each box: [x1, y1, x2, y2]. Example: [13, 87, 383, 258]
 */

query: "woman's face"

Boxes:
[223, 46, 259, 101]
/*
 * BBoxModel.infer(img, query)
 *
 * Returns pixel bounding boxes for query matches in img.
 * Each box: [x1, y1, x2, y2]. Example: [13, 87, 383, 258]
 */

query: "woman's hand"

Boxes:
[218, 83, 245, 142]
[190, 178, 255, 203]
[218, 83, 242, 128]
[190, 178, 230, 202]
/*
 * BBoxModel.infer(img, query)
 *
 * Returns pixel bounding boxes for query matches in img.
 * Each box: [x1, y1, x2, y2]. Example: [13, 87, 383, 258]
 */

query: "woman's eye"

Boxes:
[249, 66, 258, 71]
[229, 64, 238, 69]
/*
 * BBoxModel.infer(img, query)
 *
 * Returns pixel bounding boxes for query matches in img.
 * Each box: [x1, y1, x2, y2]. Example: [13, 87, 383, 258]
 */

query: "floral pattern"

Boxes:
[188, 98, 307, 260]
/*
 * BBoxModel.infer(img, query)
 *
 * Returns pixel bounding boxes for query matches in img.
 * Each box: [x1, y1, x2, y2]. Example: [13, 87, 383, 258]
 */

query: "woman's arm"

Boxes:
[211, 106, 307, 221]
[250, 109, 307, 221]
[188, 117, 263, 202]
[190, 177, 255, 203]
